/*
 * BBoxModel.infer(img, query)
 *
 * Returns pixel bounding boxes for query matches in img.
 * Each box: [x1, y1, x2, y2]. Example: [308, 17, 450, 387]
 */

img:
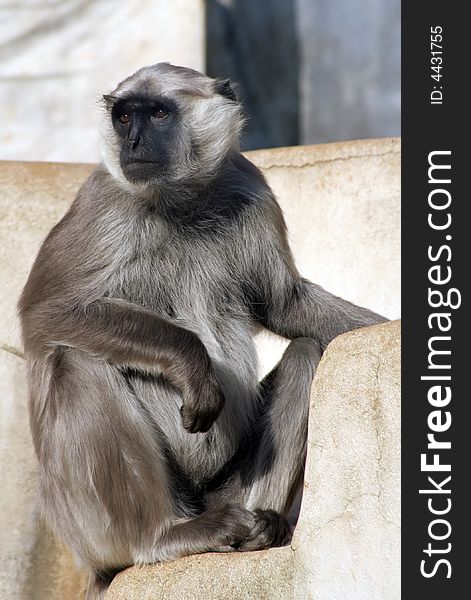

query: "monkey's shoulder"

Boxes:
[71, 164, 120, 204]
[202, 154, 282, 224]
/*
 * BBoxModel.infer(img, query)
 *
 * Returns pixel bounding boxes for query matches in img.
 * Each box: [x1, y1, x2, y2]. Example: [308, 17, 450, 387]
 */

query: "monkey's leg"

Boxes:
[246, 337, 320, 510]
[235, 337, 321, 550]
[87, 569, 120, 600]
[37, 348, 180, 573]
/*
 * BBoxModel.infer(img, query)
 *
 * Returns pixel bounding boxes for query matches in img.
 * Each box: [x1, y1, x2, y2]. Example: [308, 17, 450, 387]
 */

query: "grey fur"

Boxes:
[18, 63, 386, 598]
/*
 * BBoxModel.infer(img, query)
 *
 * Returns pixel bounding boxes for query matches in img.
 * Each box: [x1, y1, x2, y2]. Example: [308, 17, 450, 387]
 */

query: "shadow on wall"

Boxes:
[206, 0, 300, 151]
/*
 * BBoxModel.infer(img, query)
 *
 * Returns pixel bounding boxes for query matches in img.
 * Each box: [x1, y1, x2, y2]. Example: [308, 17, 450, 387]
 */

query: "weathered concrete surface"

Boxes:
[0, 138, 400, 599]
[249, 138, 400, 319]
[108, 547, 293, 600]
[108, 321, 400, 599]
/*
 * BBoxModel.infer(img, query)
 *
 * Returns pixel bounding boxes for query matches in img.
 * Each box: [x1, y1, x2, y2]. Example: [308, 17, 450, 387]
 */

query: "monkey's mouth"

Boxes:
[124, 159, 157, 165]
[122, 160, 160, 182]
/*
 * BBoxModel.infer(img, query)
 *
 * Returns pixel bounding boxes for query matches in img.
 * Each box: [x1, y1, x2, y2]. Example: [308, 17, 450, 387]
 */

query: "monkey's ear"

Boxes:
[214, 79, 237, 102]
[102, 94, 116, 109]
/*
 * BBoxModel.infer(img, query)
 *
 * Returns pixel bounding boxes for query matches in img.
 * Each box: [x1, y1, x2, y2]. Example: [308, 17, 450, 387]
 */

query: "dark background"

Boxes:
[206, 0, 400, 150]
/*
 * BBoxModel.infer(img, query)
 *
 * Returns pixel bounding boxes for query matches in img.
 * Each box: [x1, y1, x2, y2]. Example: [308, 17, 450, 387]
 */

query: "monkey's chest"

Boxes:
[113, 245, 249, 359]
[111, 244, 259, 476]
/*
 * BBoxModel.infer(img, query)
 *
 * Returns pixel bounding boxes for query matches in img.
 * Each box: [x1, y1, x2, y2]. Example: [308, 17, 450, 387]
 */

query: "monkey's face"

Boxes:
[101, 63, 243, 190]
[110, 93, 180, 184]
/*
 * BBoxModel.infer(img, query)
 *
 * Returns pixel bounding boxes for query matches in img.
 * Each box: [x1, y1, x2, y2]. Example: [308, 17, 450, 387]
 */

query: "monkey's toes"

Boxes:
[235, 509, 292, 552]
[209, 504, 256, 548]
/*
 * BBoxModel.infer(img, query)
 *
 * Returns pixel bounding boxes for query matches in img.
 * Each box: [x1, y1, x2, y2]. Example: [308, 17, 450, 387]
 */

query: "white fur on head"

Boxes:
[99, 63, 244, 191]
[180, 93, 244, 180]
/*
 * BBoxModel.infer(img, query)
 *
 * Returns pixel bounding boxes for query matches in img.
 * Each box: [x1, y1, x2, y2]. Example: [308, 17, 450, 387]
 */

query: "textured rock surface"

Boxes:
[0, 139, 400, 599]
[108, 321, 400, 599]
[248, 138, 400, 317]
[108, 548, 293, 600]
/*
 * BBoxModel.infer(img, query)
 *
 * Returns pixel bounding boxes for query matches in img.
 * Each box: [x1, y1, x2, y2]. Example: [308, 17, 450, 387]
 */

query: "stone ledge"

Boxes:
[0, 136, 399, 180]
[244, 137, 400, 170]
[108, 547, 292, 600]
[292, 320, 400, 600]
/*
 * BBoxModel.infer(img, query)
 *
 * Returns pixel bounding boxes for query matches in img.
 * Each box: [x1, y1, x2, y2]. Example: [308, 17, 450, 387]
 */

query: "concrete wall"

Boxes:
[0, 138, 400, 599]
[0, 0, 205, 163]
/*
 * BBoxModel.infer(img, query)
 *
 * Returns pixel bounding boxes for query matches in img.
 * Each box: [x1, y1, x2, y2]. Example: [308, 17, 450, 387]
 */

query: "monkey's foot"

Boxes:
[234, 509, 292, 551]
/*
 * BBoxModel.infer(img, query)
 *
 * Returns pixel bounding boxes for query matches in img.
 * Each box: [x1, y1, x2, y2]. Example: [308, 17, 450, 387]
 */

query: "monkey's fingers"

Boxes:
[179, 404, 214, 433]
[179, 394, 224, 433]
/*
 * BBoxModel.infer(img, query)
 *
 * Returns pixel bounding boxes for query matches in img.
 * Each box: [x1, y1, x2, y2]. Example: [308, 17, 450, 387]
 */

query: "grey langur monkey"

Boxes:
[18, 63, 386, 598]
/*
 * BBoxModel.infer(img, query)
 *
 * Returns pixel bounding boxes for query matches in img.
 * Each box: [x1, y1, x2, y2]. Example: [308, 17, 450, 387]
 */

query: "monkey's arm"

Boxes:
[261, 276, 387, 352]
[21, 297, 223, 432]
[244, 199, 387, 351]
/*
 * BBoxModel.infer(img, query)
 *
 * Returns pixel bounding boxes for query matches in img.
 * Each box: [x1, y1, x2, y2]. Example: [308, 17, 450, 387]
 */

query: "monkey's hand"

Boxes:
[20, 291, 226, 432]
[179, 368, 225, 434]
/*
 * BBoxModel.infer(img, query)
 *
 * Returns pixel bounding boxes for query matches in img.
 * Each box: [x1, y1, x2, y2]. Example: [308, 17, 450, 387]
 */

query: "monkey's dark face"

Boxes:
[111, 94, 179, 184]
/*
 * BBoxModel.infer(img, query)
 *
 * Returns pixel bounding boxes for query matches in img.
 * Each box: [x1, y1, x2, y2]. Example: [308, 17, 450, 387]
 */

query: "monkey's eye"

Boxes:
[153, 108, 169, 119]
[118, 114, 130, 124]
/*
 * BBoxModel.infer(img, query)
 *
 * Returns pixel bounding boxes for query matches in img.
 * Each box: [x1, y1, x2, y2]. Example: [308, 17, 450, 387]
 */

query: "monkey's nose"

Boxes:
[128, 136, 141, 149]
